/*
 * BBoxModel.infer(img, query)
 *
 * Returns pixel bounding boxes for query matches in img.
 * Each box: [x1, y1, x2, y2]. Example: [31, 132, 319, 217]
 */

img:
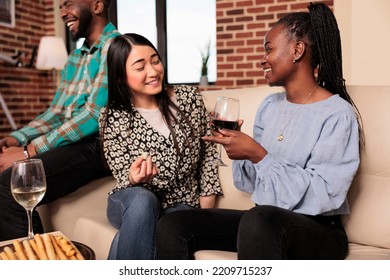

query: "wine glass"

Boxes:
[211, 96, 240, 166]
[11, 159, 47, 240]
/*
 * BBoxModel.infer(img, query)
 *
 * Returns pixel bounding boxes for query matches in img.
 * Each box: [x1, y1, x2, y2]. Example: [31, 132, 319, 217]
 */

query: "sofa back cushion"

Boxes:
[341, 85, 390, 249]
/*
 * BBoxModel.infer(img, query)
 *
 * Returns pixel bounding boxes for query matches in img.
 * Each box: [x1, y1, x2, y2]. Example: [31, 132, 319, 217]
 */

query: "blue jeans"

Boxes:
[156, 205, 348, 260]
[0, 136, 111, 241]
[106, 186, 193, 260]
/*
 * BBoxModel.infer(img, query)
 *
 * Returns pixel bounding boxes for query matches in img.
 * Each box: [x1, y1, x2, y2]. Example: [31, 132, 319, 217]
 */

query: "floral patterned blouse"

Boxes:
[99, 85, 222, 209]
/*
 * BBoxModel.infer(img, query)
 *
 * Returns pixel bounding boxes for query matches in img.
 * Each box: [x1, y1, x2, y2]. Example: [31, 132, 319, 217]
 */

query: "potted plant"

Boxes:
[199, 41, 211, 86]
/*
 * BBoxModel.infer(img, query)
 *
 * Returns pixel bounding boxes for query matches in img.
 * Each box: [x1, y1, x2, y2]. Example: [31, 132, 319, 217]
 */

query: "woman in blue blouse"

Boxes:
[156, 3, 363, 259]
[99, 33, 222, 259]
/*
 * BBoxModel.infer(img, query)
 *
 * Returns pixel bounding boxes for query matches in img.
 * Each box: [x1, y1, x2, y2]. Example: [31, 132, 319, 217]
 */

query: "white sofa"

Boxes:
[38, 84, 390, 260]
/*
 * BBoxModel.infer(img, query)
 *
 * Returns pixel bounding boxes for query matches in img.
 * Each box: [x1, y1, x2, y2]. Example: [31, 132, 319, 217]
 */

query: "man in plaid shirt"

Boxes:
[0, 0, 120, 241]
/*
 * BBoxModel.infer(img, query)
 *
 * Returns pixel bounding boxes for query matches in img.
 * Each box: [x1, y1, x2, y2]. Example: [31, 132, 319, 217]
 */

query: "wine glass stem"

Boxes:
[218, 144, 223, 159]
[26, 209, 34, 240]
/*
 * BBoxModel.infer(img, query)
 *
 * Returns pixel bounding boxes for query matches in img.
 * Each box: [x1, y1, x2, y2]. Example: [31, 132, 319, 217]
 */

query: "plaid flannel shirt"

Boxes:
[11, 23, 120, 153]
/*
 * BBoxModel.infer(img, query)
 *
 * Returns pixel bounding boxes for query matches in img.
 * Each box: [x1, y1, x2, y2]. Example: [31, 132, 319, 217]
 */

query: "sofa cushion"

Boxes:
[194, 243, 390, 260]
[38, 176, 115, 242]
[346, 243, 390, 260]
[194, 250, 237, 260]
[73, 216, 116, 260]
[342, 174, 390, 249]
[341, 86, 390, 250]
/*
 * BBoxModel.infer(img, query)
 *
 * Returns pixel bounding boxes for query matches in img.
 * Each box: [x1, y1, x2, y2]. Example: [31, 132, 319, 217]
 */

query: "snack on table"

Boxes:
[0, 233, 85, 260]
[141, 152, 149, 160]
[13, 240, 27, 260]
[30, 235, 48, 260]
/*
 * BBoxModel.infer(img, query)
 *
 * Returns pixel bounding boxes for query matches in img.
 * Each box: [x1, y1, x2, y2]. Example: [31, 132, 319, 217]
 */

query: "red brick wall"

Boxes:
[215, 0, 333, 89]
[0, 0, 57, 138]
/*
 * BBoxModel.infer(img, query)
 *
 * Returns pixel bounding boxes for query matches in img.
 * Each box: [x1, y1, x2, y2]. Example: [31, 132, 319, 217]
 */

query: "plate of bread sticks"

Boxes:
[0, 232, 94, 260]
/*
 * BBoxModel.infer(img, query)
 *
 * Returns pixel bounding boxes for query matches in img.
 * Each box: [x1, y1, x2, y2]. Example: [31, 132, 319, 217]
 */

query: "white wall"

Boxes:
[335, 0, 390, 86]
[54, 3, 65, 40]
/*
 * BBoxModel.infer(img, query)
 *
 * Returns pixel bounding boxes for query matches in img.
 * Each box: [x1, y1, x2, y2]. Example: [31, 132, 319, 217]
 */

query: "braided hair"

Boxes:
[277, 2, 364, 144]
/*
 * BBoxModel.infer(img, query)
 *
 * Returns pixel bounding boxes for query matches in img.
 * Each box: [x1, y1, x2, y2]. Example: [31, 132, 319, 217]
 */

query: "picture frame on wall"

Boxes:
[0, 0, 15, 28]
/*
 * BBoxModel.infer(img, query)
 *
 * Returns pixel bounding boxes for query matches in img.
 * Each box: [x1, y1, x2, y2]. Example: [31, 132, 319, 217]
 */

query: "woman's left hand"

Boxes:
[129, 155, 158, 185]
[202, 129, 267, 163]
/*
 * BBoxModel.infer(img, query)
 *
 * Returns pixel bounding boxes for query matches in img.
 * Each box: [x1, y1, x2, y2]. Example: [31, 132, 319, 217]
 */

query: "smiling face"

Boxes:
[125, 44, 164, 105]
[60, 0, 94, 41]
[260, 24, 296, 87]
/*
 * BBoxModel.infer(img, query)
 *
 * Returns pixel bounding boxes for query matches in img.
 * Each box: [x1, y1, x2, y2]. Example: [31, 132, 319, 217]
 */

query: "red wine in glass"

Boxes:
[211, 96, 240, 167]
[212, 119, 239, 130]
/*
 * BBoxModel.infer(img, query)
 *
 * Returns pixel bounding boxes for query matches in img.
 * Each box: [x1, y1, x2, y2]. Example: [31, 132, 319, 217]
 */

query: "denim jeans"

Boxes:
[0, 136, 111, 241]
[106, 186, 193, 260]
[156, 205, 349, 260]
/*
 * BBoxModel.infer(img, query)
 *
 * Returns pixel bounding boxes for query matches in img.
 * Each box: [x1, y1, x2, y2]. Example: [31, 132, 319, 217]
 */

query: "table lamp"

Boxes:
[35, 36, 68, 72]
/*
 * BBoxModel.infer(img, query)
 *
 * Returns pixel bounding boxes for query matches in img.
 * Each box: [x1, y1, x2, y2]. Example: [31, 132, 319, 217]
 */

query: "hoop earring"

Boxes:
[293, 59, 296, 64]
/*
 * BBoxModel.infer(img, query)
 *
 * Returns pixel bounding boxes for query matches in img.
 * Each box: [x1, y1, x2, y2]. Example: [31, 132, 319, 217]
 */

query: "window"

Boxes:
[115, 0, 216, 85]
[166, 0, 216, 84]
[116, 0, 157, 46]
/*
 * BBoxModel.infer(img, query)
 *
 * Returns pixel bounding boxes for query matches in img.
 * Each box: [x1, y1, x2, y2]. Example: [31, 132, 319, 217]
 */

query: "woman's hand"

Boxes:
[128, 155, 158, 185]
[202, 128, 267, 163]
[199, 194, 216, 208]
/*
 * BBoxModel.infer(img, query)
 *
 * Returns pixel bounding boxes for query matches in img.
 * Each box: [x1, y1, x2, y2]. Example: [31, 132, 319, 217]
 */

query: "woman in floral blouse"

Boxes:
[99, 33, 222, 260]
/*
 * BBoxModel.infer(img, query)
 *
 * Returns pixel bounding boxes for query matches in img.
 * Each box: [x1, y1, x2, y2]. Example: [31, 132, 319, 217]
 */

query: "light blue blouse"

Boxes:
[233, 92, 360, 215]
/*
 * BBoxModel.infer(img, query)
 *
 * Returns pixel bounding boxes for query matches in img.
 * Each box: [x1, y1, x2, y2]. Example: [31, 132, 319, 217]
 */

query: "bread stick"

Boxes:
[141, 152, 149, 160]
[75, 249, 85, 260]
[50, 234, 68, 260]
[12, 240, 27, 260]
[29, 239, 38, 254]
[42, 233, 57, 260]
[34, 234, 48, 260]
[55, 235, 84, 260]
[0, 251, 10, 260]
[4, 246, 18, 260]
[22, 239, 37, 260]
[55, 235, 75, 257]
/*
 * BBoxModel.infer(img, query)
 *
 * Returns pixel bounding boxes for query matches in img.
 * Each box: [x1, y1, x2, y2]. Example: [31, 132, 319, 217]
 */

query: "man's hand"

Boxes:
[0, 136, 19, 153]
[0, 147, 24, 172]
[0, 143, 37, 172]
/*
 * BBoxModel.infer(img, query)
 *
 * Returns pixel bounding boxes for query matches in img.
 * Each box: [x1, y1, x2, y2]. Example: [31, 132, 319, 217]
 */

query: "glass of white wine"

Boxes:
[11, 159, 46, 240]
[212, 96, 240, 166]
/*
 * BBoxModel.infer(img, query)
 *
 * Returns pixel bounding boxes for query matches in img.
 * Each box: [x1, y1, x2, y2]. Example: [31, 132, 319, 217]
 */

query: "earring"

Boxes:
[293, 55, 301, 64]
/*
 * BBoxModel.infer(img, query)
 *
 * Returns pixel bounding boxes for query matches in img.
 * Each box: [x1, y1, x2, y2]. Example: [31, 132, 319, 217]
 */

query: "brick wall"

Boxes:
[0, 0, 57, 138]
[215, 0, 333, 88]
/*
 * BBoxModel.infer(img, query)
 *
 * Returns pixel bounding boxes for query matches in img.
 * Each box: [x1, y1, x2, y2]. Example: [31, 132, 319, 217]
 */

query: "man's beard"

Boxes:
[70, 8, 93, 42]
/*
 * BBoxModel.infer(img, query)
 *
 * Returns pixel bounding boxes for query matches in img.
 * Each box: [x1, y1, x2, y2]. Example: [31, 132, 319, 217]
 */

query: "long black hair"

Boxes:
[100, 33, 194, 154]
[277, 2, 364, 144]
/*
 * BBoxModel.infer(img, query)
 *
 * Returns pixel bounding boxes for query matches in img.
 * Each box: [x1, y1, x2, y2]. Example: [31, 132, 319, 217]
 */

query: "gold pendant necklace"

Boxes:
[278, 84, 318, 141]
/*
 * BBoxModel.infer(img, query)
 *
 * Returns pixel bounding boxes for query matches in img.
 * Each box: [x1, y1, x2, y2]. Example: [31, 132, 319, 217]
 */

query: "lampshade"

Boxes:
[35, 36, 68, 70]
